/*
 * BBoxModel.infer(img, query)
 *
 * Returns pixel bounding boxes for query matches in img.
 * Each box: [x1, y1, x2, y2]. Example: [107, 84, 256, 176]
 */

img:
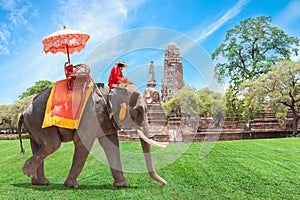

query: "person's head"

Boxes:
[116, 61, 128, 69]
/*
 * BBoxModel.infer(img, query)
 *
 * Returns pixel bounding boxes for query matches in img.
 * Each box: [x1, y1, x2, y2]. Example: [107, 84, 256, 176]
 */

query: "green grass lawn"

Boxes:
[0, 138, 299, 199]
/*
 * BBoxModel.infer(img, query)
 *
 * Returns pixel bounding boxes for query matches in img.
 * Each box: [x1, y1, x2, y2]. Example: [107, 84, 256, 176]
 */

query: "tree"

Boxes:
[11, 95, 35, 128]
[212, 16, 299, 120]
[196, 88, 225, 127]
[161, 87, 198, 124]
[161, 87, 225, 127]
[0, 95, 34, 132]
[19, 80, 53, 99]
[243, 60, 300, 135]
[161, 97, 180, 117]
[0, 105, 12, 132]
[176, 87, 199, 124]
[0, 80, 53, 132]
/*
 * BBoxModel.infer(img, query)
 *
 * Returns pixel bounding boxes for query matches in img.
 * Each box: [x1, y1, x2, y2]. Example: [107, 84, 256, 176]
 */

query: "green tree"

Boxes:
[196, 88, 225, 127]
[0, 105, 12, 132]
[161, 97, 180, 118]
[19, 80, 53, 99]
[212, 16, 299, 120]
[161, 87, 225, 127]
[0, 80, 52, 131]
[176, 87, 198, 123]
[11, 95, 35, 128]
[0, 95, 34, 132]
[243, 60, 300, 135]
[161, 87, 198, 123]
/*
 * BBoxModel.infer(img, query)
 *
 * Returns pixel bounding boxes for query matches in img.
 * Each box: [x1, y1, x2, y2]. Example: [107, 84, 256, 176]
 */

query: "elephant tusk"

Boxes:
[136, 129, 168, 148]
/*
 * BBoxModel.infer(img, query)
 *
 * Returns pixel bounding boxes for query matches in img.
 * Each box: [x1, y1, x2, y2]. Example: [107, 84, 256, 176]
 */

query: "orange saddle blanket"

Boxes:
[42, 79, 93, 129]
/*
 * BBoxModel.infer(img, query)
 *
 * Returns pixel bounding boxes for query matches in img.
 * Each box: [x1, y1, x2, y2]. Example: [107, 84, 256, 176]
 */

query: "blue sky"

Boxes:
[1, 0, 300, 104]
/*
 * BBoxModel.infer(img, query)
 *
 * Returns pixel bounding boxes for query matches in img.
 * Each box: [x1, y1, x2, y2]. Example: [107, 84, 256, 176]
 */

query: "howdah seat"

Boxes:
[64, 62, 91, 90]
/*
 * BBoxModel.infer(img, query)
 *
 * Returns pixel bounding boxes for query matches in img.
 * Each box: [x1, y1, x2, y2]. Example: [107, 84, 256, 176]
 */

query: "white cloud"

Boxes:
[0, 0, 33, 27]
[42, 0, 146, 69]
[0, 23, 10, 55]
[53, 0, 145, 46]
[192, 0, 250, 42]
[0, 0, 19, 10]
[291, 54, 300, 62]
[0, 0, 36, 56]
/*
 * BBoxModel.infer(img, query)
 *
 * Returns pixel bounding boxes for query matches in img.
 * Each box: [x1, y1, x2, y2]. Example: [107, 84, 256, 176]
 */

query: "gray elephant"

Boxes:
[18, 83, 167, 188]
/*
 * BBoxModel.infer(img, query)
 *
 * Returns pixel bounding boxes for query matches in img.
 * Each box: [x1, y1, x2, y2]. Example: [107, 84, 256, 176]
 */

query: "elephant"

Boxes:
[18, 82, 167, 188]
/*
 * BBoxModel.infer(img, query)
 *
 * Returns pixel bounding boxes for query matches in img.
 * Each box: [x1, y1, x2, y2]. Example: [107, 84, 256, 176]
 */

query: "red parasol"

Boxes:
[42, 26, 90, 64]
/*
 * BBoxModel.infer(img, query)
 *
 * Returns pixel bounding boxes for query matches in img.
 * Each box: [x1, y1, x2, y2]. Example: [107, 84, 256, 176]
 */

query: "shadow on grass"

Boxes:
[12, 183, 140, 191]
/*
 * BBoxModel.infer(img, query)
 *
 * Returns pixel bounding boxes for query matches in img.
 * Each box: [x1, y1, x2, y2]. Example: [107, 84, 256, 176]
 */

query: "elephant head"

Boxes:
[109, 84, 167, 148]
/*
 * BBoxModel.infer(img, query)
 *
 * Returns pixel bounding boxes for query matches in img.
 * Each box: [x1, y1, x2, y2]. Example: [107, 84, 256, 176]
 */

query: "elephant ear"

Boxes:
[129, 90, 147, 126]
[110, 85, 145, 130]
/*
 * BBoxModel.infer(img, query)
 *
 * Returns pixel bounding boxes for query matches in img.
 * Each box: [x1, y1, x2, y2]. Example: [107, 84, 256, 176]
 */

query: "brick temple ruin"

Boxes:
[119, 42, 295, 142]
[161, 41, 184, 102]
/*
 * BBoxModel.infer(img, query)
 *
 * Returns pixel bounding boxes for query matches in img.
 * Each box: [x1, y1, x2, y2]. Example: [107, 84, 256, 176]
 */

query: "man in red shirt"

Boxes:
[108, 61, 128, 89]
[107, 61, 128, 119]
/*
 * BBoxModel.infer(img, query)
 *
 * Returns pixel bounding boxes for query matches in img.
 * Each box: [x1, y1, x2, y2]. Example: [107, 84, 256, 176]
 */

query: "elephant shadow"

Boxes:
[12, 183, 140, 191]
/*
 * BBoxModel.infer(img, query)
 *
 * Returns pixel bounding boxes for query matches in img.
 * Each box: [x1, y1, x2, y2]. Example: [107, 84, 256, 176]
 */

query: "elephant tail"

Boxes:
[18, 114, 25, 154]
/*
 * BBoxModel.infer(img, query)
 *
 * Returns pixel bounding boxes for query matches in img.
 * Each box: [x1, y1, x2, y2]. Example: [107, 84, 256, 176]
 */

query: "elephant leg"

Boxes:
[22, 130, 61, 180]
[64, 132, 91, 188]
[98, 133, 130, 187]
[30, 138, 49, 185]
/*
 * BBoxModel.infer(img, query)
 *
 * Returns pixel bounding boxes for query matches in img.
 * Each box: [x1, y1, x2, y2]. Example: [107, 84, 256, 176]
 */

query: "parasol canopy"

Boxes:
[42, 26, 90, 64]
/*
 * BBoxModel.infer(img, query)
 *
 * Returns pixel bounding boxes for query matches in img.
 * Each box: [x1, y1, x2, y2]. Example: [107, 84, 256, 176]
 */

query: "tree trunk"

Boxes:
[291, 109, 298, 136]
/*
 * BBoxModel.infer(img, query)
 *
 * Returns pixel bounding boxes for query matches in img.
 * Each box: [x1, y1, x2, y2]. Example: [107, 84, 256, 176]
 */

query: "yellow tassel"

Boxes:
[119, 103, 127, 120]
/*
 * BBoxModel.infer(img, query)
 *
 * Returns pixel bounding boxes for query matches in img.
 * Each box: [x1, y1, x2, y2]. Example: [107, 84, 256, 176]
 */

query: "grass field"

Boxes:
[0, 138, 299, 200]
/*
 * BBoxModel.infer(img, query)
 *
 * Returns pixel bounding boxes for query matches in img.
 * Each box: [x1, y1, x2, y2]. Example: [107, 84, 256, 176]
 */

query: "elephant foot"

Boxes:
[113, 180, 130, 187]
[64, 179, 80, 188]
[22, 162, 37, 179]
[32, 177, 50, 185]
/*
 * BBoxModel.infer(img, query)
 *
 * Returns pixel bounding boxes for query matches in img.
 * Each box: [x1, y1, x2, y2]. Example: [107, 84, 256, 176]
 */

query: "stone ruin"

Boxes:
[118, 42, 295, 142]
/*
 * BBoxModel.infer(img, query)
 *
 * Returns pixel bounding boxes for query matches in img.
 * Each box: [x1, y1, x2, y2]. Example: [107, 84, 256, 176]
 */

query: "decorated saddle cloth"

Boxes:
[42, 79, 93, 129]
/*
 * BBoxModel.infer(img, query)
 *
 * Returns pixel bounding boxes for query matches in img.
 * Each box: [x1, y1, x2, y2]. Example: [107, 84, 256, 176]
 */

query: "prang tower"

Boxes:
[161, 42, 184, 102]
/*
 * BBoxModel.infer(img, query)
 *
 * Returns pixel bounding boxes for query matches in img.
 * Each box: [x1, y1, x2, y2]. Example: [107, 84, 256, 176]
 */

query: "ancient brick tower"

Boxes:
[161, 41, 184, 102]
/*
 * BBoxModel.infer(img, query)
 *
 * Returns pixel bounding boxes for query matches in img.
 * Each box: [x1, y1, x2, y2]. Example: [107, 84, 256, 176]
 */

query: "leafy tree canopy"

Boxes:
[161, 87, 198, 118]
[196, 87, 225, 118]
[162, 87, 225, 126]
[175, 87, 199, 117]
[212, 16, 299, 89]
[19, 80, 53, 99]
[0, 80, 53, 130]
[243, 60, 300, 135]
[0, 95, 34, 131]
[212, 16, 299, 121]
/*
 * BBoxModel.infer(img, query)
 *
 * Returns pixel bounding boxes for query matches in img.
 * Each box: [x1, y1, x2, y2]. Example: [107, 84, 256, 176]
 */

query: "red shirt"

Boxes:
[108, 66, 123, 88]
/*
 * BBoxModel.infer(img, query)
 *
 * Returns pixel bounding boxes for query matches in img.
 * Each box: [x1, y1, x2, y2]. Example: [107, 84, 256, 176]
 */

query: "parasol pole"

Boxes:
[63, 26, 71, 64]
[66, 44, 70, 64]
